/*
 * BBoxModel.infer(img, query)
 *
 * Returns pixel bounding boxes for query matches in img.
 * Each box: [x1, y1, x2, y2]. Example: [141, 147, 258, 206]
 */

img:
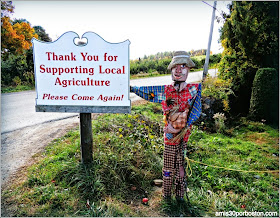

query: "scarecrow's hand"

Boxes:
[163, 122, 181, 134]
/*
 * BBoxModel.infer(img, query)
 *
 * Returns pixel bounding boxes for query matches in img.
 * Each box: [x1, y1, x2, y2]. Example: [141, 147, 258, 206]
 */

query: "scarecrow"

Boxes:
[130, 51, 202, 202]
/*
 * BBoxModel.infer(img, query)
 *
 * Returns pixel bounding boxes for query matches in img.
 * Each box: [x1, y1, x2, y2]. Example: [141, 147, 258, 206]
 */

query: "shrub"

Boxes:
[1, 49, 35, 87]
[202, 76, 234, 113]
[23, 71, 35, 86]
[190, 58, 202, 69]
[197, 76, 234, 132]
[249, 68, 279, 125]
[1, 53, 28, 85]
[130, 54, 220, 74]
[12, 76, 22, 86]
[209, 53, 221, 68]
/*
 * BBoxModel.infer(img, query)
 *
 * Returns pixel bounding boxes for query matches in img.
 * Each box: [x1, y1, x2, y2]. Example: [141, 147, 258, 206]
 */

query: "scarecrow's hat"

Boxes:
[167, 51, 195, 70]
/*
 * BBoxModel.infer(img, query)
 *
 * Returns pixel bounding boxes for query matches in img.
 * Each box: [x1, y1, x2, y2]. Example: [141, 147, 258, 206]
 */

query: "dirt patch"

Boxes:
[103, 186, 164, 217]
[245, 132, 278, 145]
[1, 116, 80, 186]
[132, 99, 149, 106]
[130, 186, 164, 217]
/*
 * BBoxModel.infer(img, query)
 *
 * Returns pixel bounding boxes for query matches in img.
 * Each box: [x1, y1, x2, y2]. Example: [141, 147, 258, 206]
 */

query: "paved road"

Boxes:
[130, 68, 217, 86]
[1, 69, 217, 133]
[1, 91, 77, 134]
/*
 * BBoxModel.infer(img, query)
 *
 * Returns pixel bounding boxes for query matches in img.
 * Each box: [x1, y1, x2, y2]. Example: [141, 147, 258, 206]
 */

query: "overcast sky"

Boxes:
[11, 1, 231, 60]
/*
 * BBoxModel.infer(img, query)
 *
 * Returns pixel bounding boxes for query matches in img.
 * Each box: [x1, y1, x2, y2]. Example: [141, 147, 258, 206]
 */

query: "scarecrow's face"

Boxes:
[171, 64, 189, 82]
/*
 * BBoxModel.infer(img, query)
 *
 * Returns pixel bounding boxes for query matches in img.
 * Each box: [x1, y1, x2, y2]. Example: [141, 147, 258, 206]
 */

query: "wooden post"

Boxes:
[79, 113, 93, 164]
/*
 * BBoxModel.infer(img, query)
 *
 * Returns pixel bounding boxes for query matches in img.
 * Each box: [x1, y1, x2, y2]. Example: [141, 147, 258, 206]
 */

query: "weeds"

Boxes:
[213, 112, 227, 133]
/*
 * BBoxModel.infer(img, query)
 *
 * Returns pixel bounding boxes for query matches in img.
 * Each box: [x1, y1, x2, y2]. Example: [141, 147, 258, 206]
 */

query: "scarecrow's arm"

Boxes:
[130, 85, 166, 103]
[186, 83, 202, 127]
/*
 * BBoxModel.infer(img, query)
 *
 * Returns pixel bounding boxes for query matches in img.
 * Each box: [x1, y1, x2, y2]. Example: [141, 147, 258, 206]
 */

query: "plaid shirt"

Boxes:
[162, 83, 199, 145]
[131, 83, 201, 145]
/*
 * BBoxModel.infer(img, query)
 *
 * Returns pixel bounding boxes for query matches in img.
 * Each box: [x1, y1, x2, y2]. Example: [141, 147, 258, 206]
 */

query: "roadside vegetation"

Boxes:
[2, 100, 279, 217]
[1, 53, 220, 93]
[1, 51, 221, 93]
[130, 53, 221, 80]
[1, 84, 35, 93]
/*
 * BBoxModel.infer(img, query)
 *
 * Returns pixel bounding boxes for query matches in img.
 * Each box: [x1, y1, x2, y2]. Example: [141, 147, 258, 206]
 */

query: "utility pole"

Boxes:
[203, 1, 217, 81]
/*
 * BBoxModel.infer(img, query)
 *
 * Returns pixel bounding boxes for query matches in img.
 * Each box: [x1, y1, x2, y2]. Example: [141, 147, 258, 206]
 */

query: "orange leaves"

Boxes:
[1, 16, 38, 56]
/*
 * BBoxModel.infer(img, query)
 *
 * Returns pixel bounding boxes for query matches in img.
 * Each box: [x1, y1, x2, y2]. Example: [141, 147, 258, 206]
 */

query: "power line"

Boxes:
[202, 1, 226, 21]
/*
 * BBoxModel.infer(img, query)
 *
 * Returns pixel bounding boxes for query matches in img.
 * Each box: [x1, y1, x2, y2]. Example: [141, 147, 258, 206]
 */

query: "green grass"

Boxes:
[2, 102, 279, 217]
[130, 71, 165, 79]
[1, 84, 35, 93]
[186, 122, 279, 216]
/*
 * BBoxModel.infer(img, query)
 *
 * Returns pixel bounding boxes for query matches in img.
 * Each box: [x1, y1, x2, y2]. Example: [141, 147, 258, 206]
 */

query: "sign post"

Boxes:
[80, 113, 93, 164]
[32, 32, 131, 164]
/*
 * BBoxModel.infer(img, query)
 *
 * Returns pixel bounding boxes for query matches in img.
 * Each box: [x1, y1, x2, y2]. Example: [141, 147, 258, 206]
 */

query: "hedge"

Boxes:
[249, 68, 279, 125]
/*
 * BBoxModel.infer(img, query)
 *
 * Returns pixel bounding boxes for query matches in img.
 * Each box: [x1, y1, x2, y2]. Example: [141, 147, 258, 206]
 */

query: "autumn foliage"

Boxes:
[1, 1, 44, 87]
[1, 16, 38, 59]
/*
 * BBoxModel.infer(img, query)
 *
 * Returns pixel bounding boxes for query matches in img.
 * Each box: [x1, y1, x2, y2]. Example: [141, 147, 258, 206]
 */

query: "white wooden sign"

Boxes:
[32, 31, 131, 113]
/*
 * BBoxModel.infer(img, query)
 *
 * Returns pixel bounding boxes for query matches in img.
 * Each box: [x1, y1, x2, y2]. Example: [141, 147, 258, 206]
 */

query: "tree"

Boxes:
[1, 1, 14, 17]
[12, 18, 30, 24]
[33, 26, 52, 42]
[218, 1, 279, 115]
[1, 1, 52, 86]
[1, 2, 38, 60]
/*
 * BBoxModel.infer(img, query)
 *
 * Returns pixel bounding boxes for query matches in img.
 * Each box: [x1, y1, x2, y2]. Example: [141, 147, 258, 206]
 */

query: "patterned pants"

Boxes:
[162, 143, 185, 199]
